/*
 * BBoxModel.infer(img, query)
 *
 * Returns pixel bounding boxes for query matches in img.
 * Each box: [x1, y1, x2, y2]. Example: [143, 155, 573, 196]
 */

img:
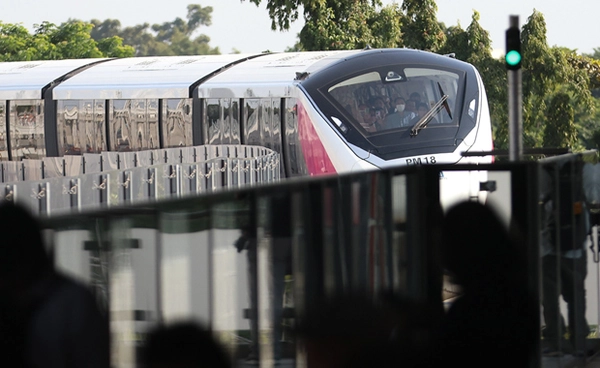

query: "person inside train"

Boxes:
[356, 104, 377, 133]
[409, 92, 422, 104]
[405, 99, 417, 116]
[384, 97, 417, 129]
[409, 103, 432, 126]
[368, 97, 388, 131]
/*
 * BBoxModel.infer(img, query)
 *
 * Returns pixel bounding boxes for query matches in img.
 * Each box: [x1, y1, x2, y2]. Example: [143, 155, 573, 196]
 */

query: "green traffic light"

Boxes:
[506, 50, 521, 66]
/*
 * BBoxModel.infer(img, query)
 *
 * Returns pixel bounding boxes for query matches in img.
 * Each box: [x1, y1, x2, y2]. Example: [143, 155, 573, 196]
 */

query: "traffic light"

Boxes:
[505, 26, 521, 70]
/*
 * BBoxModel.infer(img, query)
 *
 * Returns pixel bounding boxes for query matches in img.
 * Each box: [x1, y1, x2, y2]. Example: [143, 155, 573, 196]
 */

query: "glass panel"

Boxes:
[91, 100, 107, 153]
[222, 98, 231, 144]
[261, 99, 272, 149]
[327, 67, 459, 135]
[231, 100, 240, 144]
[540, 160, 590, 360]
[211, 199, 253, 366]
[283, 99, 306, 177]
[162, 99, 192, 148]
[110, 100, 132, 152]
[272, 99, 281, 154]
[205, 99, 222, 145]
[58, 100, 104, 155]
[255, 194, 294, 366]
[10, 100, 45, 160]
[148, 99, 159, 149]
[245, 99, 260, 146]
[0, 101, 7, 160]
[131, 99, 147, 151]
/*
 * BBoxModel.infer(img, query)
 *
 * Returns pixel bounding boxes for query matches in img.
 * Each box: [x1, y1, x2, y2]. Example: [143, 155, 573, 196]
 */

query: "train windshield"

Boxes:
[327, 67, 461, 135]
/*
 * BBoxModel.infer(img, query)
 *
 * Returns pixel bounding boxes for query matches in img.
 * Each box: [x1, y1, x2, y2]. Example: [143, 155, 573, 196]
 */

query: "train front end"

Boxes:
[296, 48, 494, 207]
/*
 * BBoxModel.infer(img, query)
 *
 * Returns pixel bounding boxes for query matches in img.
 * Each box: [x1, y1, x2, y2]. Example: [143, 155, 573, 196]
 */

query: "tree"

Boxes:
[0, 21, 134, 61]
[243, 0, 403, 51]
[400, 0, 445, 51]
[88, 4, 219, 56]
[298, 1, 403, 50]
[519, 11, 593, 153]
[543, 92, 577, 149]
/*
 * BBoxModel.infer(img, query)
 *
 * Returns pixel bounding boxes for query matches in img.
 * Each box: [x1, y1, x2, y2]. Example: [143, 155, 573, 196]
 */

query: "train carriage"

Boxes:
[0, 49, 493, 201]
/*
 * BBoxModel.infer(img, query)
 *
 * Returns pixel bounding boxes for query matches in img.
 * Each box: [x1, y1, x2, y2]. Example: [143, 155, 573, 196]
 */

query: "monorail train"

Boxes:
[0, 48, 493, 200]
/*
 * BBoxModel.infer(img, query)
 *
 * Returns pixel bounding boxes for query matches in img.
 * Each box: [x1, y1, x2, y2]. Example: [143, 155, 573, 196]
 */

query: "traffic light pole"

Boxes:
[508, 66, 522, 161]
[507, 15, 523, 162]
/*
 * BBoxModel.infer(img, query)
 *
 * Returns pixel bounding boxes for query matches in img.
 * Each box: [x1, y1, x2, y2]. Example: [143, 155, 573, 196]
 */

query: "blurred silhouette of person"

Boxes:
[429, 201, 537, 368]
[0, 201, 109, 367]
[295, 293, 429, 368]
[540, 162, 590, 357]
[141, 321, 231, 368]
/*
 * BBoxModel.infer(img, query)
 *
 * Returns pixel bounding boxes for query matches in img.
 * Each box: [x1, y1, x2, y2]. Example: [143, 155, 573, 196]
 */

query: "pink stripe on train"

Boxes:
[296, 102, 337, 176]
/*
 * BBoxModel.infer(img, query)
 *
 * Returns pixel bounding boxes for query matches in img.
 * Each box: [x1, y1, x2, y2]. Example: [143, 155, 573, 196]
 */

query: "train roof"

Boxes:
[196, 50, 360, 98]
[52, 54, 260, 100]
[0, 58, 105, 100]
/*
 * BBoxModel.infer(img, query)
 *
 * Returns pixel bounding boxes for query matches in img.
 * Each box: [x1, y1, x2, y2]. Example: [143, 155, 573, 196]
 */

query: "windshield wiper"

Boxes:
[410, 83, 453, 137]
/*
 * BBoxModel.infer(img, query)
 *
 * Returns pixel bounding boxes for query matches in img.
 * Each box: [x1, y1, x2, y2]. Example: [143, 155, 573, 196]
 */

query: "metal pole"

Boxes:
[508, 15, 523, 162]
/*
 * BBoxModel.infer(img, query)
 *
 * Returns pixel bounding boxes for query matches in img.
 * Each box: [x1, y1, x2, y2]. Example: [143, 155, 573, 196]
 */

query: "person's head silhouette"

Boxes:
[0, 201, 52, 293]
[441, 201, 519, 288]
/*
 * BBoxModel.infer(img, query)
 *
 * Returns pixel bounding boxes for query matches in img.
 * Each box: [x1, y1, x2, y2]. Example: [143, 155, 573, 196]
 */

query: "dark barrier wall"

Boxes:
[37, 161, 548, 368]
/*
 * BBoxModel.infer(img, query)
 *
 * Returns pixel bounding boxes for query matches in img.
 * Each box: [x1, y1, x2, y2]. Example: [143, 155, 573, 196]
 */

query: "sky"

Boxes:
[2, 0, 599, 55]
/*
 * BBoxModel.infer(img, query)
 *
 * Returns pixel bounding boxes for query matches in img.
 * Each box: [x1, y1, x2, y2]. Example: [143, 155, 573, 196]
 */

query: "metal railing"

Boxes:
[0, 145, 280, 216]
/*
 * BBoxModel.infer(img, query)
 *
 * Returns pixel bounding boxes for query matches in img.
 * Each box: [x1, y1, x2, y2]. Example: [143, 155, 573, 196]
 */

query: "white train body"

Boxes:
[0, 49, 493, 208]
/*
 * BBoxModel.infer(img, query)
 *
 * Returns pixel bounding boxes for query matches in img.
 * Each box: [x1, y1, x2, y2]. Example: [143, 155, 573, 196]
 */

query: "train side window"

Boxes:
[272, 99, 282, 155]
[57, 100, 80, 155]
[131, 99, 147, 151]
[231, 99, 241, 144]
[162, 99, 193, 148]
[109, 100, 132, 152]
[92, 100, 107, 153]
[0, 101, 7, 161]
[244, 99, 261, 146]
[261, 99, 272, 149]
[58, 100, 106, 155]
[11, 100, 45, 160]
[205, 99, 222, 145]
[282, 98, 307, 177]
[221, 98, 231, 144]
[148, 99, 159, 149]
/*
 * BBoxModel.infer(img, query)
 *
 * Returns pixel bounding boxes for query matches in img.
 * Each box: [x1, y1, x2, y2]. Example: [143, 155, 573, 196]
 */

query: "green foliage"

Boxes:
[400, 0, 445, 51]
[89, 4, 219, 56]
[0, 21, 134, 61]
[543, 92, 577, 148]
[298, 1, 402, 50]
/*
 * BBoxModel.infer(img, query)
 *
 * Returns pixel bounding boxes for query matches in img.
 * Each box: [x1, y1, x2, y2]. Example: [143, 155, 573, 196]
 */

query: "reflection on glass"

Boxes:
[540, 162, 590, 357]
[251, 194, 294, 366]
[211, 199, 252, 365]
[261, 99, 272, 149]
[10, 100, 45, 160]
[110, 100, 132, 152]
[283, 98, 307, 177]
[58, 100, 106, 155]
[231, 100, 240, 144]
[162, 99, 192, 148]
[160, 209, 210, 325]
[245, 99, 260, 146]
[272, 99, 281, 156]
[206, 99, 222, 145]
[0, 101, 7, 160]
[222, 98, 231, 144]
